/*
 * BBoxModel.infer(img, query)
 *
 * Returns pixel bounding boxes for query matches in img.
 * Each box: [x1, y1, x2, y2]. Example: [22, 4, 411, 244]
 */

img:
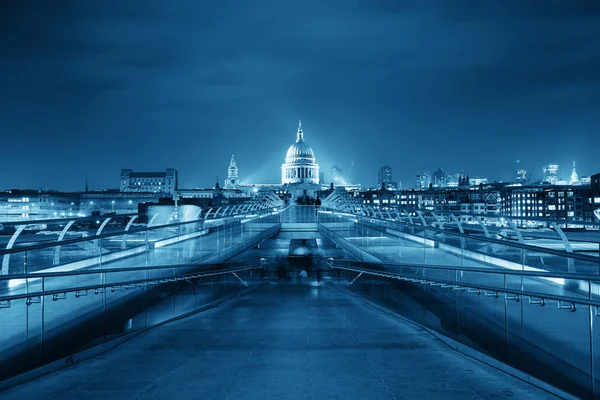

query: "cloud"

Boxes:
[0, 0, 599, 190]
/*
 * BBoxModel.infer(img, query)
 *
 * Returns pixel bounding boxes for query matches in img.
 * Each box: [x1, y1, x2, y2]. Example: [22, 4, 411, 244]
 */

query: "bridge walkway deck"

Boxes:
[0, 282, 559, 400]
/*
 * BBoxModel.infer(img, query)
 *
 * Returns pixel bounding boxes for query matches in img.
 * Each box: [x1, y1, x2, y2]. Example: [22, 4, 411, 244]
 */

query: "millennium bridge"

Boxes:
[0, 190, 599, 399]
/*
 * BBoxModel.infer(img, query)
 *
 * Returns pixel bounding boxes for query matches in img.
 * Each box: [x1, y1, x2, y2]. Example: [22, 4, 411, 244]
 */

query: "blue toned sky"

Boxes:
[1, 0, 599, 190]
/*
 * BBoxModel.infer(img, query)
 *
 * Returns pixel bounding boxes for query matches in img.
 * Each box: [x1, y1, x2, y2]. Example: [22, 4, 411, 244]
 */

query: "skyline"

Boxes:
[1, 1, 599, 191]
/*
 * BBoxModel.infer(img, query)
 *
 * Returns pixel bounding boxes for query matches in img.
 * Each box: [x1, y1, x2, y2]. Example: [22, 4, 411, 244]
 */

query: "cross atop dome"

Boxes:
[296, 119, 304, 142]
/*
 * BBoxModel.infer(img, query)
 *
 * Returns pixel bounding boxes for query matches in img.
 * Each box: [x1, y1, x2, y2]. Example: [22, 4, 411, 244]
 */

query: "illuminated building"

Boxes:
[414, 168, 422, 189]
[330, 166, 344, 185]
[225, 155, 239, 189]
[0, 190, 161, 222]
[431, 168, 446, 187]
[446, 173, 460, 187]
[500, 185, 597, 222]
[469, 177, 488, 186]
[360, 187, 397, 209]
[516, 160, 527, 184]
[543, 163, 559, 185]
[120, 169, 178, 194]
[378, 166, 397, 189]
[281, 120, 320, 185]
[569, 160, 579, 185]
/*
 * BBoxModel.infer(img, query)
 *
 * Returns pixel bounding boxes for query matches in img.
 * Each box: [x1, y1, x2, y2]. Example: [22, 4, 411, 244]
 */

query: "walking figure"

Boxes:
[315, 196, 322, 216]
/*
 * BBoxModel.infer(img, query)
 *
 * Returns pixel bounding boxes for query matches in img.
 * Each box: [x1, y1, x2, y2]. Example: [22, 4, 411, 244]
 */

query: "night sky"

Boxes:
[1, 1, 599, 191]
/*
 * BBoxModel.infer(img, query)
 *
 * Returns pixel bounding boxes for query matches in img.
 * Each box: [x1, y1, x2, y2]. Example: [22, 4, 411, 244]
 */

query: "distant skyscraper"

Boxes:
[330, 165, 344, 185]
[543, 163, 559, 184]
[569, 160, 579, 185]
[377, 165, 397, 189]
[378, 166, 393, 185]
[414, 168, 422, 189]
[432, 168, 446, 187]
[516, 160, 527, 184]
[446, 173, 460, 187]
[225, 154, 239, 189]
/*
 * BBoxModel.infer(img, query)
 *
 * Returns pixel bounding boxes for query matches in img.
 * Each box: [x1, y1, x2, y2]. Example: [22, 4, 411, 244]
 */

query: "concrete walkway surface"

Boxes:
[0, 282, 561, 400]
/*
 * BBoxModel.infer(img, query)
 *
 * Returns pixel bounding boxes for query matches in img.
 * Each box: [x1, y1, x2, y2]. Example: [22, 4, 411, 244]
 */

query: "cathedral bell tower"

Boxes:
[225, 154, 239, 189]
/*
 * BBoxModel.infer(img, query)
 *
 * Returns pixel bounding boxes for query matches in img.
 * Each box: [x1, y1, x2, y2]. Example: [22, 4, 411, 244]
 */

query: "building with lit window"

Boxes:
[0, 190, 161, 222]
[431, 168, 446, 187]
[543, 163, 559, 185]
[377, 166, 398, 190]
[359, 187, 398, 209]
[120, 169, 178, 194]
[330, 166, 344, 186]
[500, 185, 596, 222]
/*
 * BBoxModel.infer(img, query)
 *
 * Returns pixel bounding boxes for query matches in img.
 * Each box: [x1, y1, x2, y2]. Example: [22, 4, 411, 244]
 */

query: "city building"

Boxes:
[330, 166, 344, 186]
[224, 155, 239, 189]
[431, 168, 446, 187]
[0, 189, 162, 222]
[120, 169, 178, 194]
[543, 163, 559, 185]
[500, 185, 597, 222]
[591, 173, 600, 194]
[377, 166, 397, 190]
[414, 168, 423, 189]
[516, 160, 527, 185]
[281, 120, 320, 185]
[378, 166, 392, 185]
[446, 173, 460, 188]
[469, 177, 489, 186]
[359, 186, 397, 209]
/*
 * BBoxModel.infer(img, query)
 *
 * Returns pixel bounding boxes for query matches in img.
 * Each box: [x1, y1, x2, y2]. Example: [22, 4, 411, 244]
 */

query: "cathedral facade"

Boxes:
[281, 121, 320, 185]
[221, 121, 323, 199]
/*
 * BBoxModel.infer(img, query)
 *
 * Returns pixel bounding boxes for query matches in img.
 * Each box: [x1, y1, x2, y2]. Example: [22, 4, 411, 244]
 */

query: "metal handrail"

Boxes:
[0, 208, 275, 256]
[331, 265, 600, 308]
[0, 213, 140, 228]
[401, 208, 600, 228]
[0, 261, 248, 280]
[0, 265, 260, 303]
[322, 211, 600, 264]
[331, 260, 600, 280]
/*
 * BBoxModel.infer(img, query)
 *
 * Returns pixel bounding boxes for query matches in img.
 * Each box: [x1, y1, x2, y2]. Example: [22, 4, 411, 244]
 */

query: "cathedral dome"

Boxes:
[281, 120, 320, 185]
[285, 121, 315, 164]
[286, 141, 315, 161]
